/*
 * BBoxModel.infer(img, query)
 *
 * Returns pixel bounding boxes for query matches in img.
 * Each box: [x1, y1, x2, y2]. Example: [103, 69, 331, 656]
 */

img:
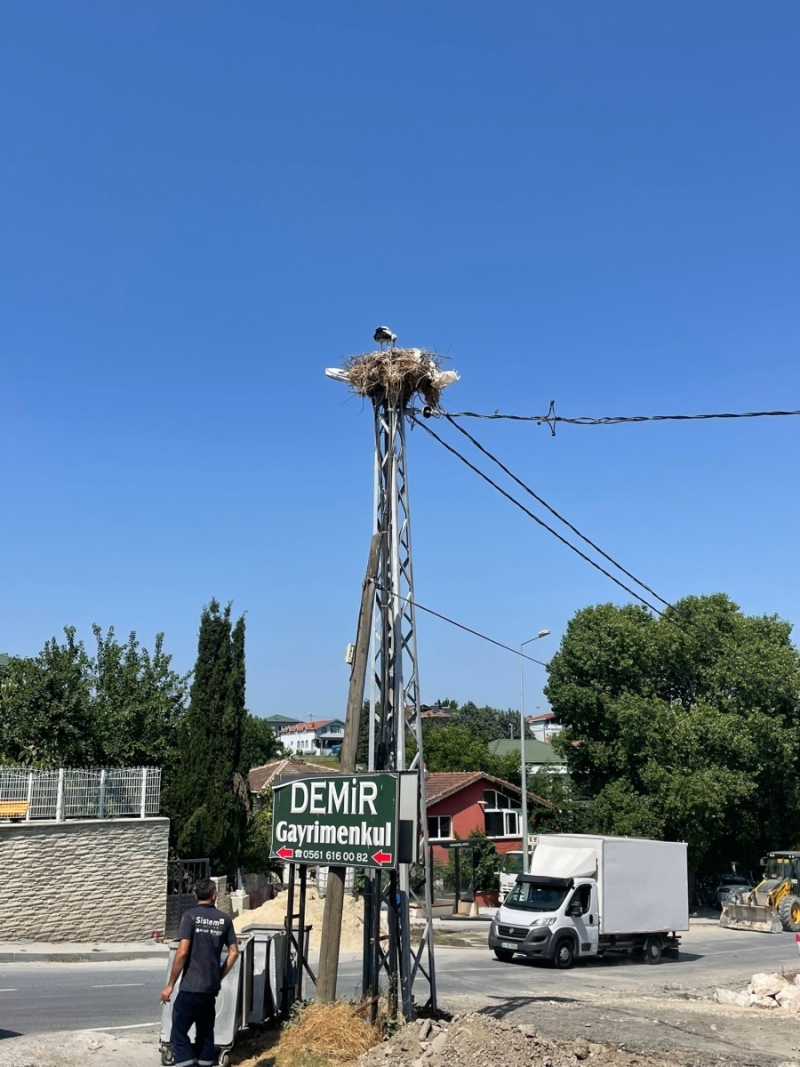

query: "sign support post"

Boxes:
[317, 534, 381, 1002]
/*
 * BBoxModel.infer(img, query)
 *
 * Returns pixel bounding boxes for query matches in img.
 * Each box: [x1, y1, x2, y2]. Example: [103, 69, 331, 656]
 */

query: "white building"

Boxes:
[279, 718, 345, 756]
[526, 711, 563, 743]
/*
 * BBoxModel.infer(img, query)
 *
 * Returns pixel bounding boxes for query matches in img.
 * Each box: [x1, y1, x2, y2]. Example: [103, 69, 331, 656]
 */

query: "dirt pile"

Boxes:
[233, 888, 380, 953]
[358, 1013, 733, 1067]
[715, 971, 800, 1011]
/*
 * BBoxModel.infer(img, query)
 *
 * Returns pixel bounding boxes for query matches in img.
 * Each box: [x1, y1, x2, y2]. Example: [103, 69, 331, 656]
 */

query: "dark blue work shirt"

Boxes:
[178, 904, 237, 994]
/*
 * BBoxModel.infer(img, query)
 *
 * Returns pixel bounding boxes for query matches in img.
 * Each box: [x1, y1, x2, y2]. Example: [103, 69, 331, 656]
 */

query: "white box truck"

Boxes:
[488, 833, 688, 969]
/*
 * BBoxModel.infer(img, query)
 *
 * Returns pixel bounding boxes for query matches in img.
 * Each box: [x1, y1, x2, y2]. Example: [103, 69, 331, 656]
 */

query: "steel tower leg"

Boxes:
[368, 397, 437, 1019]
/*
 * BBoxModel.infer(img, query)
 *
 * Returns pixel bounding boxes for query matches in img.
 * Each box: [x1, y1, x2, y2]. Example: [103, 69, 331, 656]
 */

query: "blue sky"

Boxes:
[1, 2, 799, 720]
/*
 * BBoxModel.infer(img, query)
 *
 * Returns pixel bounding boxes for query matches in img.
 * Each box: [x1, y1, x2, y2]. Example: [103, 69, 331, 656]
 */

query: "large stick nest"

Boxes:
[340, 347, 459, 407]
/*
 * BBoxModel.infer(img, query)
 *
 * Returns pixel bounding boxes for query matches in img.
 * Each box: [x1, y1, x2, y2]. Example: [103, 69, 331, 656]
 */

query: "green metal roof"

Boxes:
[487, 738, 565, 763]
[264, 714, 303, 724]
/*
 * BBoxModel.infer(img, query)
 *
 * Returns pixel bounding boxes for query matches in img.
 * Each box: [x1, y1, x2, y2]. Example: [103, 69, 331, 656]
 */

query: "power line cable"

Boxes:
[411, 415, 666, 617]
[371, 582, 548, 665]
[412, 417, 797, 706]
[442, 412, 671, 609]
[442, 401, 800, 436]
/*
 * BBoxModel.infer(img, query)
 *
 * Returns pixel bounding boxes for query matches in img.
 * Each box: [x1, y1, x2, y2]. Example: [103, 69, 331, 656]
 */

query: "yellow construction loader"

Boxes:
[721, 851, 800, 933]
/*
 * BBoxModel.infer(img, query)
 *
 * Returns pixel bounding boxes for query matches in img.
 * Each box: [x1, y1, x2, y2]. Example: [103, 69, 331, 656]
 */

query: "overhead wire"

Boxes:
[441, 412, 671, 609]
[371, 582, 548, 665]
[410, 411, 796, 705]
[443, 401, 800, 436]
[411, 415, 667, 617]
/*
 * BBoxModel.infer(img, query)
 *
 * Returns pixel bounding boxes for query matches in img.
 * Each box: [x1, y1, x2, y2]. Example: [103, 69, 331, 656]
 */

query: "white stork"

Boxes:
[373, 325, 397, 350]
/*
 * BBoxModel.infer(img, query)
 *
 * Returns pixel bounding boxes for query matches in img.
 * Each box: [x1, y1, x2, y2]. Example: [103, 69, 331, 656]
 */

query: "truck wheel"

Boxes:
[493, 948, 515, 962]
[778, 896, 800, 932]
[643, 936, 663, 964]
[553, 938, 575, 969]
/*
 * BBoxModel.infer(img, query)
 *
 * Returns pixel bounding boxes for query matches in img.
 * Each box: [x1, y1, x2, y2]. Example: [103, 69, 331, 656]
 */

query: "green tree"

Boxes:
[240, 784, 282, 877]
[545, 594, 800, 871]
[451, 702, 520, 742]
[241, 713, 281, 771]
[173, 601, 250, 877]
[0, 628, 96, 766]
[0, 625, 188, 774]
[421, 723, 500, 774]
[92, 625, 189, 775]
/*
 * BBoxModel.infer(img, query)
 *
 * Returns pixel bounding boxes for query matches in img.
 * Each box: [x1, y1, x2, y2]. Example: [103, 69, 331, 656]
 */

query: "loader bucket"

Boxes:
[720, 901, 783, 933]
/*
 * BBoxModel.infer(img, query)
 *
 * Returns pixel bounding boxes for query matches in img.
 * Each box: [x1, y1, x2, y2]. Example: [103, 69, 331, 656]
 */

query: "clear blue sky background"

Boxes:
[2, 2, 798, 721]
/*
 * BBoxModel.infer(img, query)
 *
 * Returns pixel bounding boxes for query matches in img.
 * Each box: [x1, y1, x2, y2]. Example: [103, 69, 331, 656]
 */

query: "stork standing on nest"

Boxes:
[373, 325, 397, 350]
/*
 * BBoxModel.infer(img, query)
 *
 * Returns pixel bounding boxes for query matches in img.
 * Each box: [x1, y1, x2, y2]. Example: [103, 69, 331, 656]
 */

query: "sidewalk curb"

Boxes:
[0, 947, 169, 963]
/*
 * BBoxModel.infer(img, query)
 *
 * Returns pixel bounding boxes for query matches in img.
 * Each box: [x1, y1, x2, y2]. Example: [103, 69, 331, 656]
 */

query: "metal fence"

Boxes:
[0, 766, 161, 820]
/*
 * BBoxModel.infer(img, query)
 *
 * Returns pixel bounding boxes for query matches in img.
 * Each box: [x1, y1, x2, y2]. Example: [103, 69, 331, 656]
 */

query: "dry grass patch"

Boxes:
[232, 1001, 382, 1067]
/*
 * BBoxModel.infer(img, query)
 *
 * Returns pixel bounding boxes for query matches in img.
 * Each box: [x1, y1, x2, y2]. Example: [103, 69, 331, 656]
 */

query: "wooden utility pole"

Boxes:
[317, 533, 381, 1002]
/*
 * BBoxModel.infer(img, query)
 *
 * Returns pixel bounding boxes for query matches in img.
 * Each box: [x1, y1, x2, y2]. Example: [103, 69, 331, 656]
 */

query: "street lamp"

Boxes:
[519, 629, 551, 870]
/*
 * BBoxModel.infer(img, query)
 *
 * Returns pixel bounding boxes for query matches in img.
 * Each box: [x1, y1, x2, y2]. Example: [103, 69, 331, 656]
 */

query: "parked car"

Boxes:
[716, 875, 752, 909]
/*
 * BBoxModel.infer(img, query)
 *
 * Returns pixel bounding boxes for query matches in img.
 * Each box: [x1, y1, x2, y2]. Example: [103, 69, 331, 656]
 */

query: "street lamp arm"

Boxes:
[518, 628, 550, 871]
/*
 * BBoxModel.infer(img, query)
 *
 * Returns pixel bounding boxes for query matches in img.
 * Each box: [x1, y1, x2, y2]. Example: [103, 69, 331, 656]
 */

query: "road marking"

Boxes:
[0, 988, 17, 992]
[84, 1022, 158, 1031]
[91, 982, 145, 988]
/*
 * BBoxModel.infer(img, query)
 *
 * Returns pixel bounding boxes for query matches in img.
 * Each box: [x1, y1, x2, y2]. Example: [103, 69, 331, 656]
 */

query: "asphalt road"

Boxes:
[2, 925, 799, 1038]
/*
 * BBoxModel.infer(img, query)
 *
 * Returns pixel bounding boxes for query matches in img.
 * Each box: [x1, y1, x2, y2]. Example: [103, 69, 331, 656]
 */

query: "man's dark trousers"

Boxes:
[171, 988, 216, 1067]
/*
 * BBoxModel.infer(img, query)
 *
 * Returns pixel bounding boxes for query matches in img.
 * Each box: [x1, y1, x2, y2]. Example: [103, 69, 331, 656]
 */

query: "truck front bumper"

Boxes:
[488, 919, 554, 959]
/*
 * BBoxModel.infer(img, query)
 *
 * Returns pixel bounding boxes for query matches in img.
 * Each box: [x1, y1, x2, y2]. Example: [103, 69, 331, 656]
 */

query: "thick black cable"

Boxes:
[444, 402, 800, 434]
[372, 582, 548, 665]
[412, 416, 796, 705]
[411, 416, 666, 617]
[443, 413, 671, 609]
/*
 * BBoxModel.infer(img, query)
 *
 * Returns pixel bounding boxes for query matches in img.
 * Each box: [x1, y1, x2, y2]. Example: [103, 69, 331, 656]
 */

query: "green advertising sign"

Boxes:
[270, 773, 399, 869]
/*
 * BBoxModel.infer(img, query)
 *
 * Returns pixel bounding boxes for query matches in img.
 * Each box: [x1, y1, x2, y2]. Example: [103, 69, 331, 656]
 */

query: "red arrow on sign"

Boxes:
[372, 850, 392, 866]
[276, 846, 294, 859]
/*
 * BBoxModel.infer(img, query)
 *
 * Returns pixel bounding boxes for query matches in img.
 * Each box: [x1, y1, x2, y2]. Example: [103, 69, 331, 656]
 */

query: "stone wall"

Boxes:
[0, 817, 169, 942]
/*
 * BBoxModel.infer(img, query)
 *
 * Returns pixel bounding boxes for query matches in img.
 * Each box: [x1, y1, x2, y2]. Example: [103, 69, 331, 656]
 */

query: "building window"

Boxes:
[484, 807, 522, 838]
[483, 789, 511, 810]
[428, 816, 452, 839]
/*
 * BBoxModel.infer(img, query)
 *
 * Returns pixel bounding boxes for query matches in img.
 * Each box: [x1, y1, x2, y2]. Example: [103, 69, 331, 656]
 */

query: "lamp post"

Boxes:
[519, 630, 551, 870]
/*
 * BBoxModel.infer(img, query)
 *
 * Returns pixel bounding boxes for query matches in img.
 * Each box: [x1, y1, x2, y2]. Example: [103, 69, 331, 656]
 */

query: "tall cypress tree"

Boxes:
[173, 600, 249, 877]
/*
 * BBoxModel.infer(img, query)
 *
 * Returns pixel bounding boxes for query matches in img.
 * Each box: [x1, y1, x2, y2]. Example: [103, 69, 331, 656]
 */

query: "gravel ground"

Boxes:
[0, 1028, 159, 1067]
[359, 1013, 800, 1067]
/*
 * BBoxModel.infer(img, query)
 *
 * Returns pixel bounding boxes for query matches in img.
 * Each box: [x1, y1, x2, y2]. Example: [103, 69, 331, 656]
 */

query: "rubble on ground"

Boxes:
[714, 971, 800, 1011]
[357, 1012, 720, 1067]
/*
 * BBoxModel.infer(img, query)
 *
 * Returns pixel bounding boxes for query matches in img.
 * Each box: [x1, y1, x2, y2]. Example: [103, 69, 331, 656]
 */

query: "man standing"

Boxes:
[160, 878, 240, 1067]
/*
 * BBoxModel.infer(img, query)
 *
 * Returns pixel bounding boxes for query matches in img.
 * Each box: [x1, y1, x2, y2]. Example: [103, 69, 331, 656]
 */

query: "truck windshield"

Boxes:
[505, 880, 568, 913]
[501, 853, 524, 876]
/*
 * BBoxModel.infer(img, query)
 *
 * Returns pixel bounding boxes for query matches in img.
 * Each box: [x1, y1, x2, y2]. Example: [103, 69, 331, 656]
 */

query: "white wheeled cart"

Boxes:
[159, 935, 254, 1067]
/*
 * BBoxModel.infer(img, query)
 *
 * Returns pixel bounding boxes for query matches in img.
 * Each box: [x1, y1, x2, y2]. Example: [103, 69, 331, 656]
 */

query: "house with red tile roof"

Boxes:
[425, 771, 551, 865]
[279, 718, 345, 756]
[248, 755, 341, 793]
[525, 710, 562, 742]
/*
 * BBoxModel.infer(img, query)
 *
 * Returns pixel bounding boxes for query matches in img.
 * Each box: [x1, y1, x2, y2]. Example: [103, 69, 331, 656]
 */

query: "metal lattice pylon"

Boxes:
[364, 394, 437, 1019]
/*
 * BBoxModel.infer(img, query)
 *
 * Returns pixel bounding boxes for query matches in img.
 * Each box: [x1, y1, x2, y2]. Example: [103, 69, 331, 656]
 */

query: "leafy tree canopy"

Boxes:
[241, 713, 281, 771]
[545, 594, 800, 870]
[0, 625, 188, 770]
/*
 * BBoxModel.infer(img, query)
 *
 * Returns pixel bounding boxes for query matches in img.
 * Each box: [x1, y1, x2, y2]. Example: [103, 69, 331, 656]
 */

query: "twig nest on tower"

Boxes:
[325, 348, 459, 407]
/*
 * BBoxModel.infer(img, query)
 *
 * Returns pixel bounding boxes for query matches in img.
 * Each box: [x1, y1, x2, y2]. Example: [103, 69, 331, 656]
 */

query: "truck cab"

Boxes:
[489, 874, 599, 968]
